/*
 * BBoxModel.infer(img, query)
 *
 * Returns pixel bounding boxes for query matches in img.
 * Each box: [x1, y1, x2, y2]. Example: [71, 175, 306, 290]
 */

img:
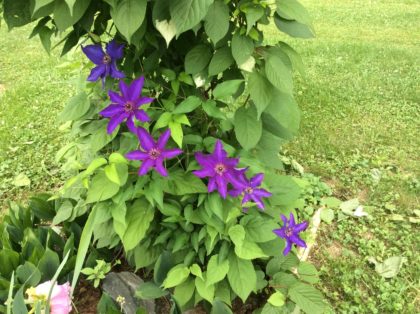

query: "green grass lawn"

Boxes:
[1, 0, 419, 312]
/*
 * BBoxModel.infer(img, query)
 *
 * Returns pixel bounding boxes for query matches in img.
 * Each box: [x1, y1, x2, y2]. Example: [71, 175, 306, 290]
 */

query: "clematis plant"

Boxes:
[229, 173, 272, 210]
[26, 281, 72, 314]
[193, 140, 245, 198]
[82, 40, 125, 85]
[100, 76, 153, 134]
[273, 213, 309, 255]
[126, 127, 182, 176]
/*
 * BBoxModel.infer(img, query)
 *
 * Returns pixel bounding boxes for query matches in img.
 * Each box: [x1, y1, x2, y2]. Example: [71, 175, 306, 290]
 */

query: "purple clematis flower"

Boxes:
[100, 76, 153, 134]
[229, 173, 272, 210]
[193, 140, 244, 199]
[125, 127, 182, 177]
[82, 40, 125, 84]
[273, 213, 308, 255]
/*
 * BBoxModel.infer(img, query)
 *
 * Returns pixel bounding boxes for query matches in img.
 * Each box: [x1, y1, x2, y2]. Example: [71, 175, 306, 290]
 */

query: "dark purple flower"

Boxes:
[273, 213, 308, 255]
[100, 76, 153, 134]
[193, 140, 244, 198]
[125, 127, 182, 177]
[82, 40, 125, 85]
[229, 173, 272, 210]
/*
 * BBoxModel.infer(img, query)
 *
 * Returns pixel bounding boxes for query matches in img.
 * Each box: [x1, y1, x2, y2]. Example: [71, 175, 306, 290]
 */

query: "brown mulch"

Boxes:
[72, 279, 101, 314]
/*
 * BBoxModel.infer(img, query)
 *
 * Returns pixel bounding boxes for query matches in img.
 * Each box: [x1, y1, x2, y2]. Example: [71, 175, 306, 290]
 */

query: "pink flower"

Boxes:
[27, 281, 72, 314]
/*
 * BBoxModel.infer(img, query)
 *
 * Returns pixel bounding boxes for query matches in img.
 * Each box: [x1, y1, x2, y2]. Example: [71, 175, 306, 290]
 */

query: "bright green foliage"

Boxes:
[0, 0, 325, 312]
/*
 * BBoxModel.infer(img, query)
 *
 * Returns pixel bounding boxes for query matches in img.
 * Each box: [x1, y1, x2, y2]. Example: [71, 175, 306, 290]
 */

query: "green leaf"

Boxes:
[170, 0, 214, 35]
[195, 274, 215, 302]
[228, 225, 267, 260]
[53, 0, 91, 31]
[168, 121, 183, 148]
[244, 5, 264, 34]
[211, 298, 233, 314]
[71, 206, 98, 297]
[53, 200, 73, 225]
[268, 291, 285, 307]
[206, 254, 229, 286]
[208, 47, 234, 76]
[227, 252, 256, 302]
[105, 163, 128, 186]
[122, 198, 154, 251]
[162, 264, 190, 289]
[213, 80, 244, 100]
[231, 33, 254, 66]
[264, 49, 293, 94]
[4, 0, 31, 29]
[202, 100, 226, 120]
[0, 249, 19, 278]
[297, 262, 319, 284]
[86, 171, 120, 203]
[278, 42, 305, 78]
[173, 277, 195, 306]
[185, 44, 212, 75]
[248, 71, 273, 118]
[59, 92, 90, 122]
[265, 174, 301, 207]
[173, 96, 202, 114]
[241, 215, 277, 243]
[154, 251, 173, 285]
[261, 303, 283, 314]
[37, 248, 60, 281]
[162, 171, 208, 195]
[154, 112, 173, 130]
[374, 256, 405, 278]
[274, 13, 314, 39]
[112, 0, 147, 43]
[276, 0, 312, 25]
[263, 91, 300, 140]
[288, 283, 325, 314]
[320, 208, 334, 224]
[16, 262, 41, 286]
[12, 287, 28, 314]
[153, 0, 177, 47]
[13, 173, 31, 187]
[234, 104, 262, 150]
[204, 0, 230, 44]
[38, 26, 53, 53]
[136, 282, 168, 300]
[190, 264, 203, 280]
[266, 254, 300, 276]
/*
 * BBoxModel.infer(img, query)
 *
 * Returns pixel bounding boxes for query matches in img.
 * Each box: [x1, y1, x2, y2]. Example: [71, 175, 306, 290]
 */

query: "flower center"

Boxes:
[285, 227, 293, 237]
[245, 186, 253, 194]
[214, 163, 226, 175]
[103, 54, 111, 64]
[124, 101, 135, 112]
[149, 148, 161, 160]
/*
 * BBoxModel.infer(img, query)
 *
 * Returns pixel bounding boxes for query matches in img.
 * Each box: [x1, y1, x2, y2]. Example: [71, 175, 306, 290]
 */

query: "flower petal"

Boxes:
[82, 44, 105, 64]
[106, 40, 124, 59]
[134, 110, 150, 122]
[137, 127, 155, 150]
[119, 80, 129, 98]
[273, 228, 286, 238]
[107, 113, 127, 134]
[137, 97, 154, 106]
[289, 213, 296, 227]
[195, 152, 213, 167]
[208, 177, 217, 192]
[128, 76, 145, 100]
[216, 175, 227, 198]
[108, 90, 125, 104]
[126, 116, 137, 134]
[157, 129, 171, 149]
[242, 194, 252, 204]
[214, 140, 226, 161]
[280, 214, 288, 226]
[250, 194, 265, 209]
[193, 168, 212, 178]
[253, 188, 272, 198]
[228, 188, 243, 197]
[250, 173, 264, 187]
[110, 62, 125, 79]
[87, 65, 106, 82]
[154, 159, 168, 176]
[162, 148, 182, 159]
[283, 240, 292, 255]
[138, 159, 154, 176]
[294, 221, 309, 233]
[290, 234, 307, 248]
[99, 104, 123, 117]
[125, 150, 148, 160]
